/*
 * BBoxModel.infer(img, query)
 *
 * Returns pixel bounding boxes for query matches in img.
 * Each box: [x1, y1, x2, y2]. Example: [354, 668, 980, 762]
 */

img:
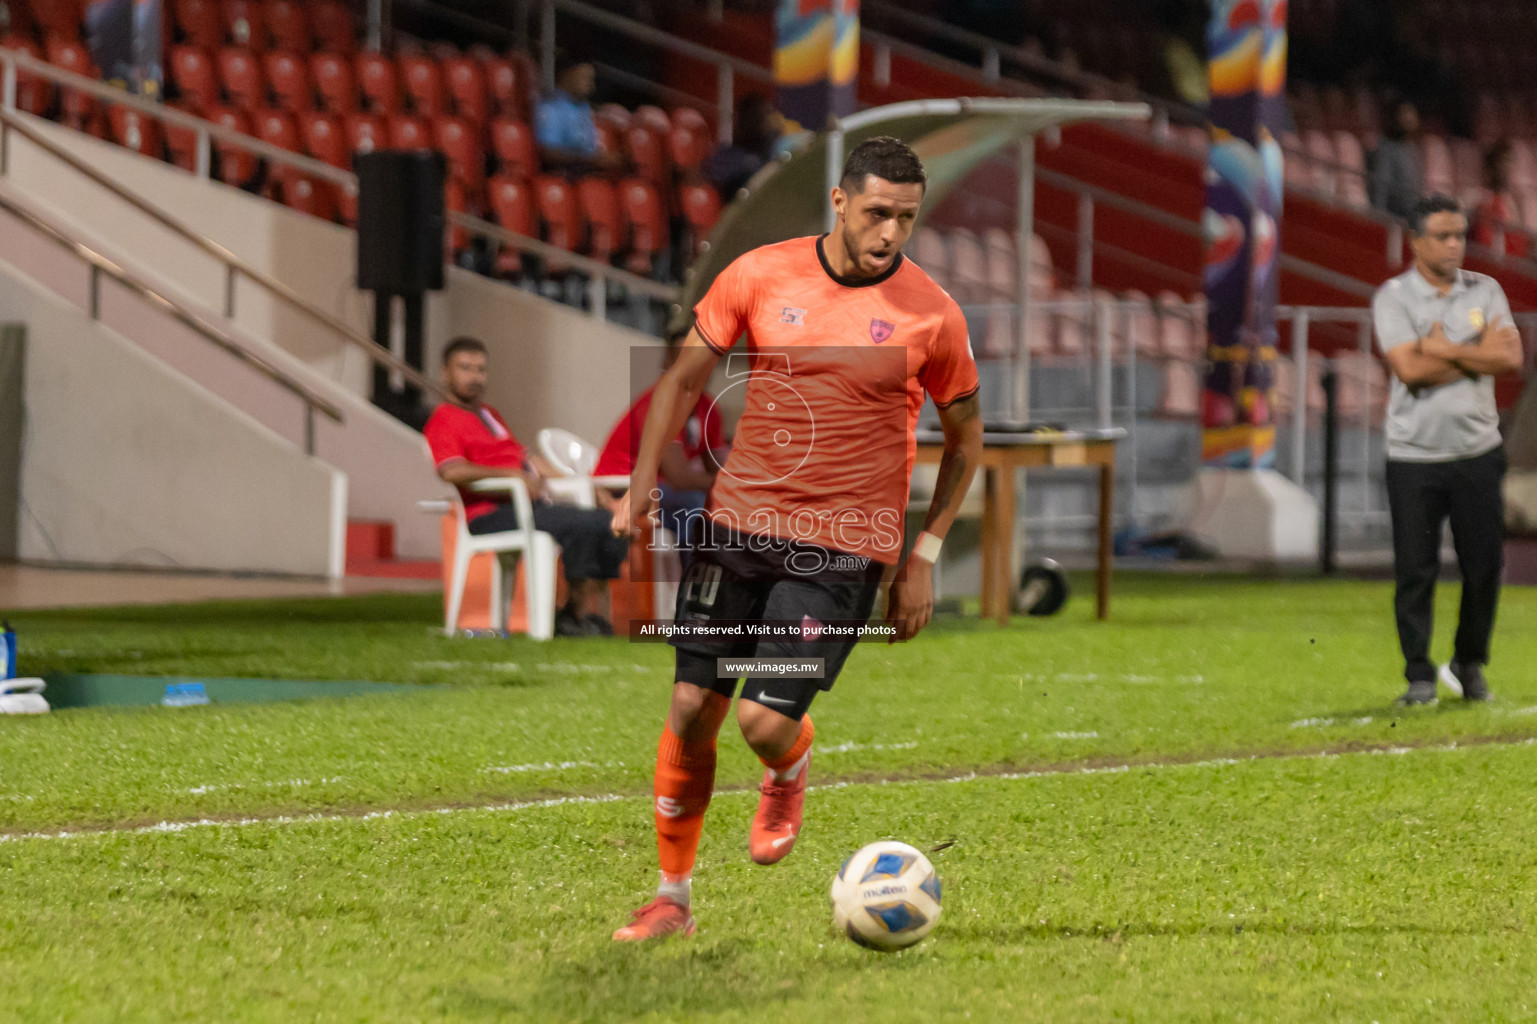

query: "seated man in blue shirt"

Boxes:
[535, 55, 623, 174]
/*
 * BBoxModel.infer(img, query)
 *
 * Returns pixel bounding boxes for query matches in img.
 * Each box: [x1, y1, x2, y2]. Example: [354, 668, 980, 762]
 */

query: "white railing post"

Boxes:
[591, 271, 607, 321]
[1289, 309, 1309, 486]
[1015, 134, 1035, 423]
[715, 63, 733, 146]
[1358, 317, 1372, 519]
[873, 41, 890, 89]
[1095, 296, 1113, 429]
[225, 264, 238, 318]
[194, 125, 211, 179]
[2, 57, 15, 111]
[1076, 191, 1093, 288]
[824, 126, 844, 234]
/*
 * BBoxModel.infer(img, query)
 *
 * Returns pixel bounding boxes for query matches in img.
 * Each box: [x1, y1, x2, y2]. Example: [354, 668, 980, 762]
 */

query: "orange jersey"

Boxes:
[693, 235, 978, 564]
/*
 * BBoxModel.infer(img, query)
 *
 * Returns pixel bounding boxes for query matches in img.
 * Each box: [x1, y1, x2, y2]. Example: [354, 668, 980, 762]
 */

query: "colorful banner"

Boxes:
[1201, 0, 1286, 468]
[774, 0, 859, 134]
[86, 0, 163, 97]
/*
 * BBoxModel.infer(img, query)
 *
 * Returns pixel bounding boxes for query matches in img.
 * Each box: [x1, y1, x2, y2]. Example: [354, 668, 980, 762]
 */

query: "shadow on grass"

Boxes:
[485, 933, 931, 1022]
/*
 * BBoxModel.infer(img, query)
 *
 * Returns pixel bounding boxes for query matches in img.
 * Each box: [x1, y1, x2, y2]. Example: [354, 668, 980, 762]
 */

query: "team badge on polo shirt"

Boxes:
[780, 306, 806, 326]
[869, 319, 895, 344]
[1469, 308, 1485, 329]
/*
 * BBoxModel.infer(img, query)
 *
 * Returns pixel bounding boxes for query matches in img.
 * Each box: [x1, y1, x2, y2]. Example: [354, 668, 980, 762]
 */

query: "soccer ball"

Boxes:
[830, 840, 942, 951]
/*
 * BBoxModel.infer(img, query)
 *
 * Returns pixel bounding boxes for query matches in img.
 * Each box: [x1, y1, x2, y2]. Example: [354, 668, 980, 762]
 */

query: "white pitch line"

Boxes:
[2, 738, 1532, 846]
[480, 761, 621, 774]
[820, 741, 919, 754]
[187, 776, 346, 796]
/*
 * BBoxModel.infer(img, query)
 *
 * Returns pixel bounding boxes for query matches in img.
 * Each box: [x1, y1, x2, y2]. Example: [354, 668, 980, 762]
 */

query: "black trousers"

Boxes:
[468, 501, 630, 583]
[1385, 446, 1506, 682]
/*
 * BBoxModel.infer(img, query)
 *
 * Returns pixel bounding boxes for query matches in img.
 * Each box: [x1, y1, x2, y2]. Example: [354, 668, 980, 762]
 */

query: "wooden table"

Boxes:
[914, 428, 1124, 623]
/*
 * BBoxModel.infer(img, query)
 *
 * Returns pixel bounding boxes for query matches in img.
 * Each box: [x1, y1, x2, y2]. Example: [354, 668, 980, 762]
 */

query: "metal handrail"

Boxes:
[0, 47, 680, 323]
[447, 209, 680, 301]
[0, 47, 354, 185]
[0, 186, 343, 452]
[0, 107, 454, 404]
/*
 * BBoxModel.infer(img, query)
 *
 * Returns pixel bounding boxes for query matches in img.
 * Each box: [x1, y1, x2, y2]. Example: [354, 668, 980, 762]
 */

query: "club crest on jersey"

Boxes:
[869, 319, 895, 344]
[781, 306, 807, 326]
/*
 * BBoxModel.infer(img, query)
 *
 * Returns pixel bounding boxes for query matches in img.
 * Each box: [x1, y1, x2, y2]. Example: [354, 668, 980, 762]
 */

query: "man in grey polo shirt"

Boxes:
[1373, 194, 1526, 705]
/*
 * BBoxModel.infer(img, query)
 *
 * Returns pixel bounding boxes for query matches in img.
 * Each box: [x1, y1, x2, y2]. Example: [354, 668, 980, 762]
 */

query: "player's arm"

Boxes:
[887, 391, 982, 642]
[658, 442, 717, 492]
[1428, 315, 1526, 377]
[612, 330, 724, 536]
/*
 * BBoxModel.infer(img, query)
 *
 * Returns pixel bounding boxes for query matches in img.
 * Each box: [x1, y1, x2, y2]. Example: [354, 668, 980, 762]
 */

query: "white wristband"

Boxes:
[912, 531, 943, 563]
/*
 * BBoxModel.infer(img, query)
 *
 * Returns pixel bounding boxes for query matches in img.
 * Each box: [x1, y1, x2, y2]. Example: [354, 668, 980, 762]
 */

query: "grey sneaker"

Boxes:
[1442, 662, 1490, 702]
[1396, 679, 1438, 706]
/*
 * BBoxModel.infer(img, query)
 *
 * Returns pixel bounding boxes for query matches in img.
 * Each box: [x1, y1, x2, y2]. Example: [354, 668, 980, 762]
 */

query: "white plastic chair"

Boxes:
[444, 476, 558, 639]
[537, 427, 630, 508]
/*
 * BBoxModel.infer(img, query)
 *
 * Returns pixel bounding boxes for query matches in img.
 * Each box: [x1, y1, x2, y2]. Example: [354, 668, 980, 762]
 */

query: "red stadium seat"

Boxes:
[263, 50, 310, 113]
[312, 1, 355, 54]
[483, 56, 522, 119]
[343, 112, 387, 156]
[108, 106, 165, 158]
[265, 0, 311, 53]
[169, 45, 218, 113]
[174, 0, 224, 49]
[387, 113, 431, 150]
[534, 173, 583, 255]
[300, 111, 348, 168]
[595, 103, 630, 131]
[671, 106, 710, 139]
[282, 174, 339, 221]
[626, 124, 671, 189]
[163, 104, 201, 171]
[633, 104, 670, 134]
[216, 46, 264, 110]
[209, 106, 257, 184]
[488, 172, 534, 235]
[443, 56, 490, 125]
[399, 53, 445, 117]
[490, 117, 537, 178]
[593, 121, 623, 163]
[45, 35, 102, 134]
[619, 177, 665, 275]
[309, 52, 355, 114]
[35, 0, 85, 37]
[252, 106, 299, 152]
[3, 34, 54, 116]
[577, 176, 621, 260]
[679, 182, 721, 251]
[668, 124, 707, 176]
[222, 0, 268, 50]
[356, 52, 399, 114]
[435, 116, 485, 203]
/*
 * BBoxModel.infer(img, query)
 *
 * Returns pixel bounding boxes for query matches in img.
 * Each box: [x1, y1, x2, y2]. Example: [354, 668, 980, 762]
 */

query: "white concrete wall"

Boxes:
[0, 259, 344, 577]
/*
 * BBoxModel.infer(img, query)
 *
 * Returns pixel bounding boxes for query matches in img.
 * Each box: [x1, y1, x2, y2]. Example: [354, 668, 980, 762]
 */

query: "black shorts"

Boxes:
[670, 521, 884, 719]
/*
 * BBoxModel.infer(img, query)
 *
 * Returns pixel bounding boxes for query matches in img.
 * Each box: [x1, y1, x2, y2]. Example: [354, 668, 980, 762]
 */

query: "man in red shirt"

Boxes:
[425, 337, 630, 637]
[608, 137, 983, 941]
[594, 331, 728, 552]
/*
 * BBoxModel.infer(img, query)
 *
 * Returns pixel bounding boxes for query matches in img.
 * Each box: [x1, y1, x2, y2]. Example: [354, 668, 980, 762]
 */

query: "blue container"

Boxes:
[1, 622, 14, 681]
[162, 682, 211, 707]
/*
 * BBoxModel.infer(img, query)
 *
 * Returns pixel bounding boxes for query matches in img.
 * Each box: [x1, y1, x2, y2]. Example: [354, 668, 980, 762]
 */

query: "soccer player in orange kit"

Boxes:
[609, 137, 984, 940]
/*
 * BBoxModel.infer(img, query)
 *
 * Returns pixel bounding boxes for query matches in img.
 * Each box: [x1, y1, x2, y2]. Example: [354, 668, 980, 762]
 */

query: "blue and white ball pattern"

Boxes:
[830, 840, 942, 951]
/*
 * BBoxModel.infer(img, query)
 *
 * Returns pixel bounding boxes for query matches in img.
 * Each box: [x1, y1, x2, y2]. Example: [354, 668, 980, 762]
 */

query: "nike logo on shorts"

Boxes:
[756, 694, 794, 706]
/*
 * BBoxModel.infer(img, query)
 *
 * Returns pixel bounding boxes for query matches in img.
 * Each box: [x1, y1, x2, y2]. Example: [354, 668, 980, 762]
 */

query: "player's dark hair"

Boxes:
[839, 136, 926, 194]
[1409, 194, 1464, 234]
[442, 336, 488, 365]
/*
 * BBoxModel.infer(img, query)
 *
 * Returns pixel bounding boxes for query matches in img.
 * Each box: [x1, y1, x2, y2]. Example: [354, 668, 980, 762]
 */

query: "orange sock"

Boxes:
[653, 694, 730, 879]
[760, 714, 814, 781]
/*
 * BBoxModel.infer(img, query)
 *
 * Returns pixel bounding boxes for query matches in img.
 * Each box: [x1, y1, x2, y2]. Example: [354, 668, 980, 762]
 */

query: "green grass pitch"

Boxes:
[1, 573, 1535, 1022]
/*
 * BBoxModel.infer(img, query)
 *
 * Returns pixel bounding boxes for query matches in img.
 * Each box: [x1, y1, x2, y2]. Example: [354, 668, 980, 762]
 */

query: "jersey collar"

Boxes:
[816, 234, 904, 288]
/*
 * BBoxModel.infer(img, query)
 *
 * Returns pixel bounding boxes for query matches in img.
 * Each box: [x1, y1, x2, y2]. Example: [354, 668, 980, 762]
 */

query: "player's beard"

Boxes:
[840, 224, 886, 278]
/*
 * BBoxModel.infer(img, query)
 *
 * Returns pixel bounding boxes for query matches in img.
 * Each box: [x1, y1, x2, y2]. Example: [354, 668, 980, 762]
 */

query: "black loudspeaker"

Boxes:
[356, 150, 447, 293]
